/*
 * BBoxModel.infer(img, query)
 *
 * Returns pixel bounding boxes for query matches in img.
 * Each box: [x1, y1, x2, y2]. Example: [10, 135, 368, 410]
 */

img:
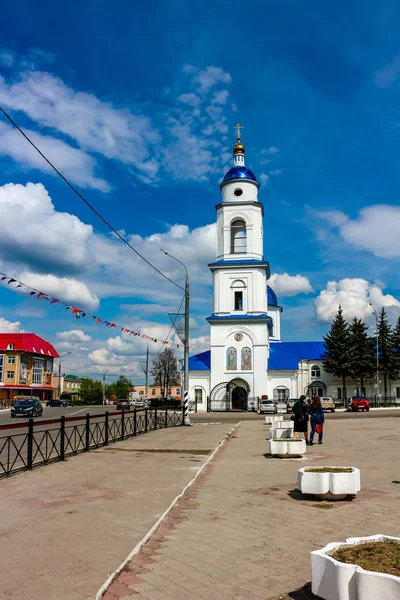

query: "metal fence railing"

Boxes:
[0, 406, 183, 479]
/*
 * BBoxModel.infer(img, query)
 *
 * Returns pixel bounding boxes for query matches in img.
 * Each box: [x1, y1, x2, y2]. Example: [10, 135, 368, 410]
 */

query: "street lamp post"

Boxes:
[162, 250, 190, 425]
[103, 370, 109, 405]
[369, 303, 379, 405]
[58, 352, 72, 399]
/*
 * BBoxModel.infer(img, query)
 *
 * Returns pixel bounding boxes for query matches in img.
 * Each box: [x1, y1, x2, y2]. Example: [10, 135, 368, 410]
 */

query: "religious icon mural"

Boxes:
[19, 356, 28, 384]
[226, 347, 237, 371]
[241, 347, 252, 370]
[45, 359, 53, 385]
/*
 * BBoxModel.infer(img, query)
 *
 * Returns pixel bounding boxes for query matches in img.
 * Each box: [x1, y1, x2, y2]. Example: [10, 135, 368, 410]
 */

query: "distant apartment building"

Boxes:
[0, 333, 59, 401]
[53, 374, 82, 397]
[134, 383, 181, 399]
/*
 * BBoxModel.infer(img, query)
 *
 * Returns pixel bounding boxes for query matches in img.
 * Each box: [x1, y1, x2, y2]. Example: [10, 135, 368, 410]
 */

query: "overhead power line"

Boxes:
[0, 106, 184, 292]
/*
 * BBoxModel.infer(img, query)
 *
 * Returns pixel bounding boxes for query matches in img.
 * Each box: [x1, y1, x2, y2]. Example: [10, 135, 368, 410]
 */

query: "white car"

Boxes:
[259, 399, 277, 414]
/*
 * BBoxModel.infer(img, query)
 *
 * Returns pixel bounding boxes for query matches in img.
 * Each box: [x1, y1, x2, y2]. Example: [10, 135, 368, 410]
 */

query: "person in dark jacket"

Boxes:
[309, 396, 325, 445]
[292, 395, 310, 444]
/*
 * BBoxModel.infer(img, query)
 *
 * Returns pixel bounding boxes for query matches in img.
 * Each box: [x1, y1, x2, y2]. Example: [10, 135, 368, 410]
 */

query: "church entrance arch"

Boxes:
[208, 379, 249, 412]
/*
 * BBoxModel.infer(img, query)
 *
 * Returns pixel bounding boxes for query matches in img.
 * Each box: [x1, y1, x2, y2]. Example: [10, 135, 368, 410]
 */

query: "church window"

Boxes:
[194, 388, 203, 404]
[234, 188, 243, 197]
[234, 291, 243, 311]
[273, 386, 289, 402]
[231, 219, 247, 253]
[311, 364, 321, 378]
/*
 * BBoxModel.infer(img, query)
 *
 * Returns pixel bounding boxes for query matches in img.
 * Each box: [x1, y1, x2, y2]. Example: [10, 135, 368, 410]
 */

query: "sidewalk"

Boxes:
[0, 421, 233, 600]
[104, 417, 400, 599]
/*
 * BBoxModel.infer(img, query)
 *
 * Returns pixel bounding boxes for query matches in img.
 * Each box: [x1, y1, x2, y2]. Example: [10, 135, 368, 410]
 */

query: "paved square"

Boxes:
[106, 416, 400, 600]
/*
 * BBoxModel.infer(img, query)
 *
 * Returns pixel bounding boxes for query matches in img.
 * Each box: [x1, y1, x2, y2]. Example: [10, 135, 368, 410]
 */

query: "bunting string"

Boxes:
[0, 271, 183, 348]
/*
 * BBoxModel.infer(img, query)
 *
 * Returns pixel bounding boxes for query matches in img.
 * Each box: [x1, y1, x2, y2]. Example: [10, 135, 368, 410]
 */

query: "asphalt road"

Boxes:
[0, 405, 398, 478]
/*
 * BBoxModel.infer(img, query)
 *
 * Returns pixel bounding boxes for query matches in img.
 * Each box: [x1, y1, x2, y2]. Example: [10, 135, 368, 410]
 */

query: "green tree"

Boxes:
[323, 305, 352, 402]
[151, 348, 180, 396]
[389, 317, 400, 387]
[377, 307, 393, 400]
[112, 375, 134, 399]
[349, 317, 375, 394]
[79, 377, 104, 405]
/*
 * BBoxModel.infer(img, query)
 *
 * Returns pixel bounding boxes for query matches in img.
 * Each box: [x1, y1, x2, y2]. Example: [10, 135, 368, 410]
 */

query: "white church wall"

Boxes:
[212, 268, 268, 314]
[189, 372, 210, 412]
[209, 322, 268, 399]
[217, 202, 263, 261]
[268, 371, 298, 400]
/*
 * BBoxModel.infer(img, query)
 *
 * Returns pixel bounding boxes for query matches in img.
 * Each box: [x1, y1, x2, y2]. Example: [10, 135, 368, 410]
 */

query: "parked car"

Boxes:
[11, 397, 43, 418]
[116, 399, 131, 410]
[46, 399, 68, 407]
[259, 399, 277, 414]
[286, 399, 298, 413]
[320, 396, 335, 413]
[347, 397, 369, 412]
[131, 397, 146, 408]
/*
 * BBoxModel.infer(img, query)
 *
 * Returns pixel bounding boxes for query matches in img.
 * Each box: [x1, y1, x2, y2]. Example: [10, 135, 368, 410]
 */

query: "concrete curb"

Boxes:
[95, 420, 242, 599]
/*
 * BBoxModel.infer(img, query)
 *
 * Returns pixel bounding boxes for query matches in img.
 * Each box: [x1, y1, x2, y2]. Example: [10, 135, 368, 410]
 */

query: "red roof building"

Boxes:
[0, 333, 59, 402]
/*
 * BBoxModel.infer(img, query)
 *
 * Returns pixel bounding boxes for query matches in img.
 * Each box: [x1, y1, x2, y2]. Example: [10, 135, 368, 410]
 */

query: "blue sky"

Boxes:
[0, 0, 400, 381]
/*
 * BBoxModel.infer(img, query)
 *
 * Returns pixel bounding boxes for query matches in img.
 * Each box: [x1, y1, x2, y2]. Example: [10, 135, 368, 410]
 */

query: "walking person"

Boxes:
[292, 395, 310, 444]
[309, 396, 325, 445]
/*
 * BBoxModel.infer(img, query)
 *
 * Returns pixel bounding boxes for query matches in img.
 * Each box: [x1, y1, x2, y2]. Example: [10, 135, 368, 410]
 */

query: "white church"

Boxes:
[187, 128, 398, 411]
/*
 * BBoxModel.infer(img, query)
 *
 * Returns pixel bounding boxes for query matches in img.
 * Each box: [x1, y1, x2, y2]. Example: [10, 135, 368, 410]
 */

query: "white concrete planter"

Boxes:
[311, 534, 400, 600]
[274, 420, 294, 429]
[269, 427, 293, 439]
[268, 438, 306, 457]
[298, 467, 360, 500]
[264, 415, 284, 425]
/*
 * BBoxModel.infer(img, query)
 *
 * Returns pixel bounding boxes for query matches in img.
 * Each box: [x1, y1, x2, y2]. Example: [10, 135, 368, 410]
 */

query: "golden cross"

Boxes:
[235, 122, 243, 139]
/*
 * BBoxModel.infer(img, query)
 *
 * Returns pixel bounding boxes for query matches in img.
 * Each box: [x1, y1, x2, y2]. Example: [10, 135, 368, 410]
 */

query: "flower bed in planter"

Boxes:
[298, 466, 360, 500]
[268, 438, 306, 457]
[269, 427, 293, 439]
[311, 534, 400, 600]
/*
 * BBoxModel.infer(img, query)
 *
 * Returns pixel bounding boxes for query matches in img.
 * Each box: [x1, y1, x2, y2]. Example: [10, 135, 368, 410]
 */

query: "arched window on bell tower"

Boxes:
[231, 279, 246, 312]
[231, 219, 247, 254]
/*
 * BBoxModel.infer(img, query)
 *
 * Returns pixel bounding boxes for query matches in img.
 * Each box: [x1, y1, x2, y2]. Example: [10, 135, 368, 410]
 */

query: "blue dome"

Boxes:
[222, 166, 258, 184]
[267, 286, 279, 306]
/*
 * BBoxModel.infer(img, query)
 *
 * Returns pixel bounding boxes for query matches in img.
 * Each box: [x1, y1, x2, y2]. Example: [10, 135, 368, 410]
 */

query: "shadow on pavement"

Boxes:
[288, 582, 322, 599]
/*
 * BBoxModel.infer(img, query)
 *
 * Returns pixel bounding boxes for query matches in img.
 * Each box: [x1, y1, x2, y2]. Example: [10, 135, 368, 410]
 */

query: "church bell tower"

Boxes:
[207, 125, 271, 408]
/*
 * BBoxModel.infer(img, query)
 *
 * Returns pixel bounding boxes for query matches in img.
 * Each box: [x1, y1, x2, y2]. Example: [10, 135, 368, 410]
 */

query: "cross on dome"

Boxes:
[235, 122, 244, 140]
[233, 122, 246, 166]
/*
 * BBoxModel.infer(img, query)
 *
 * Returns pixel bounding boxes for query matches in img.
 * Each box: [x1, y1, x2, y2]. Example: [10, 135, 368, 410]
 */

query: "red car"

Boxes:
[347, 397, 369, 412]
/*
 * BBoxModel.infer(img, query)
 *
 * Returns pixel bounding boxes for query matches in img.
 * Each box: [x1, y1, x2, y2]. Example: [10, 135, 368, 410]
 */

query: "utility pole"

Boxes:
[369, 303, 380, 405]
[140, 345, 149, 404]
[103, 369, 109, 405]
[162, 250, 191, 425]
[58, 352, 71, 399]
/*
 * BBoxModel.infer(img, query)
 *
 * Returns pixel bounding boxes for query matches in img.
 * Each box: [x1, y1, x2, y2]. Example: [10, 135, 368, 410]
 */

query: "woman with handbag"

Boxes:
[292, 395, 310, 444]
[309, 396, 325, 445]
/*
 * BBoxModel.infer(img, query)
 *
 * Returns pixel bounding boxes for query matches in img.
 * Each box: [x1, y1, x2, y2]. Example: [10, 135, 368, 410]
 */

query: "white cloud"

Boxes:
[57, 329, 92, 342]
[0, 61, 236, 186]
[268, 146, 279, 154]
[178, 93, 200, 107]
[269, 273, 314, 297]
[0, 49, 15, 67]
[259, 173, 269, 186]
[195, 66, 232, 91]
[0, 182, 93, 275]
[318, 205, 400, 259]
[374, 54, 400, 87]
[269, 169, 283, 176]
[0, 122, 110, 192]
[19, 273, 99, 311]
[315, 278, 400, 322]
[212, 90, 229, 105]
[0, 317, 22, 332]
